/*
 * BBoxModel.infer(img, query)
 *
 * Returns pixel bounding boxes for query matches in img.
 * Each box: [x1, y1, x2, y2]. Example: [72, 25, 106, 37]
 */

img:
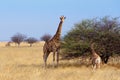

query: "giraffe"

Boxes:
[90, 43, 101, 70]
[43, 16, 66, 68]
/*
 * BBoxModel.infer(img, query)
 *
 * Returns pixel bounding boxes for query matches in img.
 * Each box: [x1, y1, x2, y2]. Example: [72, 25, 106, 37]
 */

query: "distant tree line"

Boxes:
[62, 16, 120, 63]
[8, 33, 52, 47]
[10, 33, 38, 47]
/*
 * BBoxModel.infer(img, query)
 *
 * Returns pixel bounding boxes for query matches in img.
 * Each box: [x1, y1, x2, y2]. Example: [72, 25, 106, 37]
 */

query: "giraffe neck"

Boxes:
[92, 49, 97, 56]
[51, 21, 63, 42]
[91, 43, 98, 56]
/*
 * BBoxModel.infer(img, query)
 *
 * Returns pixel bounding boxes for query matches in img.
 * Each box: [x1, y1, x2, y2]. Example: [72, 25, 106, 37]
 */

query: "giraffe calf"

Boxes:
[91, 56, 101, 69]
[90, 43, 101, 70]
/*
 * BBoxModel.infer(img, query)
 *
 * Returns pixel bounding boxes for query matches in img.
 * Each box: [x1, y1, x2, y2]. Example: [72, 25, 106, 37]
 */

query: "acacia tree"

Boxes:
[25, 37, 38, 47]
[62, 16, 120, 63]
[11, 33, 26, 46]
[40, 34, 52, 42]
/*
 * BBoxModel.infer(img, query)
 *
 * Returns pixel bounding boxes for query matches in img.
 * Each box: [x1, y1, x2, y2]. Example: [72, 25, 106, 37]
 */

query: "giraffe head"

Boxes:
[60, 16, 66, 22]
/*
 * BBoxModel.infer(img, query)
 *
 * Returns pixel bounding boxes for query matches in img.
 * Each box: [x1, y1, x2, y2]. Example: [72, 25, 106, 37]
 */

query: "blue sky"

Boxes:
[0, 0, 120, 41]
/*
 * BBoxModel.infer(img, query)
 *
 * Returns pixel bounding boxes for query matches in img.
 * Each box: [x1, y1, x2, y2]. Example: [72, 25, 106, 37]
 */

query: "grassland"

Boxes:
[0, 42, 120, 80]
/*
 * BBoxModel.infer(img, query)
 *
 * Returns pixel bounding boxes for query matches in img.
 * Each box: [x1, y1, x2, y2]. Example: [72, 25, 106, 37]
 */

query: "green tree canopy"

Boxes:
[62, 16, 120, 59]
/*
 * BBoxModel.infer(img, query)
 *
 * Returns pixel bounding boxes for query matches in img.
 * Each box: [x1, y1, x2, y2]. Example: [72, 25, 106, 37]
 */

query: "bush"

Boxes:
[40, 34, 52, 42]
[25, 37, 38, 47]
[11, 33, 27, 46]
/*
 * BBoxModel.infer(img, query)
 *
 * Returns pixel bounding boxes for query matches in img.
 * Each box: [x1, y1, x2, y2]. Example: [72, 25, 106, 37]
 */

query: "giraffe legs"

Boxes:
[43, 52, 50, 68]
[56, 49, 60, 67]
[96, 63, 100, 69]
[53, 49, 60, 68]
[92, 62, 96, 70]
[53, 51, 55, 68]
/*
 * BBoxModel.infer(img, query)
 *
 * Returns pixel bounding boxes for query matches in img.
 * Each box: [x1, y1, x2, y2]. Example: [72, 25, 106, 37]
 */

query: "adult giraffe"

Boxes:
[43, 16, 66, 68]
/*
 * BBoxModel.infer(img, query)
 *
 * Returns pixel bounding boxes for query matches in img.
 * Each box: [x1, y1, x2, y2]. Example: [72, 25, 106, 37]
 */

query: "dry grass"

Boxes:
[0, 42, 120, 80]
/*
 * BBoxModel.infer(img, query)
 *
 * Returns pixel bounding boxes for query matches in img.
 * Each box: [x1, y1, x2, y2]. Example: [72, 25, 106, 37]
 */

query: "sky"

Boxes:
[0, 0, 120, 41]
